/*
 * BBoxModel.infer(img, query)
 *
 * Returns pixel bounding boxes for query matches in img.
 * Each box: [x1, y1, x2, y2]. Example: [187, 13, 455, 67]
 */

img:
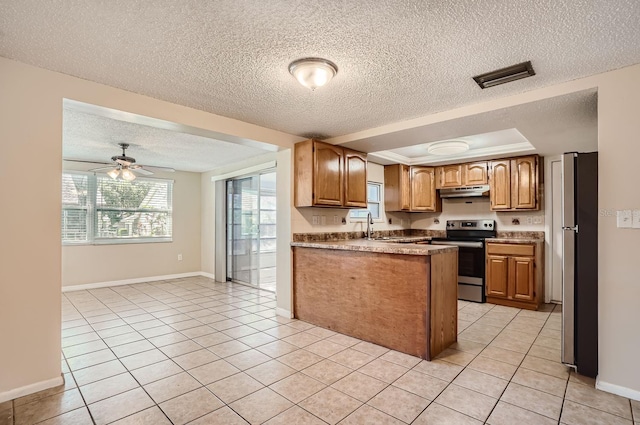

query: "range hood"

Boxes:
[439, 185, 490, 198]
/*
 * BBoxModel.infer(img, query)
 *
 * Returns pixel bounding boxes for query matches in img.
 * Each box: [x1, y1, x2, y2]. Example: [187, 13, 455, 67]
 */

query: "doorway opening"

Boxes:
[226, 170, 277, 291]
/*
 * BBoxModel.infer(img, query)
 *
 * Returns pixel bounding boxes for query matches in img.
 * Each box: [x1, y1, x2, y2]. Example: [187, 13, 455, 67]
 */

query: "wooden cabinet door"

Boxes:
[411, 166, 438, 211]
[384, 164, 411, 211]
[400, 164, 411, 210]
[438, 165, 464, 188]
[510, 256, 535, 301]
[511, 156, 537, 209]
[490, 160, 511, 210]
[344, 149, 367, 208]
[486, 255, 509, 298]
[464, 162, 488, 185]
[313, 142, 344, 206]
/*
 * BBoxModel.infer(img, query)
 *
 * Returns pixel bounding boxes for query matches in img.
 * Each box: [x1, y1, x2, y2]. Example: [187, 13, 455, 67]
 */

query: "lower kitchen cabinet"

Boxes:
[485, 242, 542, 310]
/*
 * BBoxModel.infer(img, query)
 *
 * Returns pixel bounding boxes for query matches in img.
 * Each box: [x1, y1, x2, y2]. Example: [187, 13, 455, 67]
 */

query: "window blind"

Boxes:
[62, 172, 173, 244]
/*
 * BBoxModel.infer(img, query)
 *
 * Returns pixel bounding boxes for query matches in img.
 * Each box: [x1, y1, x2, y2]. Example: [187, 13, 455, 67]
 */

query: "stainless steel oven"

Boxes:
[430, 220, 496, 303]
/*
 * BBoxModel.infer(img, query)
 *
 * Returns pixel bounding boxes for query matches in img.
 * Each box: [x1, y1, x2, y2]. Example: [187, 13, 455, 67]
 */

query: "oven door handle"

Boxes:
[431, 240, 484, 248]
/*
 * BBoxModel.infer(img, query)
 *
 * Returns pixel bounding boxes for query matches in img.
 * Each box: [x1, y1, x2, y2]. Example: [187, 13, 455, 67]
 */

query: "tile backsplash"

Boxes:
[411, 197, 545, 232]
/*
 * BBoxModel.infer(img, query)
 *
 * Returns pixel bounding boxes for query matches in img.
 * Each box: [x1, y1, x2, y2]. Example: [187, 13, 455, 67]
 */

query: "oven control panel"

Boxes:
[446, 220, 495, 230]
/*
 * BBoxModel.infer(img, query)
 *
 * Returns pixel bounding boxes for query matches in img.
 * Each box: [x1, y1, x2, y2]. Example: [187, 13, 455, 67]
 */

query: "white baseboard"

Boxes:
[0, 375, 64, 403]
[596, 377, 640, 401]
[276, 307, 293, 319]
[199, 272, 215, 280]
[62, 272, 215, 292]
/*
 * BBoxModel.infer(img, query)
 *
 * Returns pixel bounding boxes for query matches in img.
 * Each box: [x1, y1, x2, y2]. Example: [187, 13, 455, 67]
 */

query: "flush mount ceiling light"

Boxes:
[289, 57, 338, 90]
[427, 140, 470, 156]
[473, 61, 535, 89]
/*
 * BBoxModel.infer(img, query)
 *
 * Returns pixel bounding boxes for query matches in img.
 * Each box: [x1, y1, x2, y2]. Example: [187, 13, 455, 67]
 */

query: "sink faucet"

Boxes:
[366, 212, 374, 240]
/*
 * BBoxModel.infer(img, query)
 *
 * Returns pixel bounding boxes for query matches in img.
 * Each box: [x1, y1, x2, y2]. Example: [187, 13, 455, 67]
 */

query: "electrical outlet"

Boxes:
[333, 215, 339, 224]
[617, 210, 632, 228]
[526, 217, 533, 225]
[632, 210, 640, 229]
[533, 216, 543, 224]
[312, 215, 319, 225]
[178, 254, 183, 261]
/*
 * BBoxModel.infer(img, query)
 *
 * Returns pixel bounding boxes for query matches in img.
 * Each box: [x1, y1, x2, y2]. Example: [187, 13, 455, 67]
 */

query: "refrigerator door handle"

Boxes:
[562, 228, 576, 366]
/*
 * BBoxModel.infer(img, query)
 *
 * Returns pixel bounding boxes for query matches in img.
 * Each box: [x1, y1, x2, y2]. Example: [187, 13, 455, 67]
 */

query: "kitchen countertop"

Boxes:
[291, 238, 457, 255]
[489, 237, 545, 244]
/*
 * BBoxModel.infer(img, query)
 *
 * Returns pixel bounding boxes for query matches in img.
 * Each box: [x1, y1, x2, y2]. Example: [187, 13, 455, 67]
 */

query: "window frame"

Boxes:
[349, 181, 383, 222]
[62, 171, 174, 246]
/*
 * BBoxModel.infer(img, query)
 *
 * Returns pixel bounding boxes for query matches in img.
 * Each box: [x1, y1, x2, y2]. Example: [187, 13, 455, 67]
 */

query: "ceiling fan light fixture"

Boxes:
[427, 140, 470, 156]
[107, 168, 120, 179]
[289, 58, 338, 90]
[121, 167, 136, 181]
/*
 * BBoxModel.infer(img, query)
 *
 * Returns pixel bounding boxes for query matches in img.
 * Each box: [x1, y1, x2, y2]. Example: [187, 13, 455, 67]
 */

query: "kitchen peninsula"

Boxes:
[291, 239, 458, 360]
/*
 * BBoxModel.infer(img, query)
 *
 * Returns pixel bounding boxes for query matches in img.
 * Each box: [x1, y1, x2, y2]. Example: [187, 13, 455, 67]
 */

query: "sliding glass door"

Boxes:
[226, 171, 276, 291]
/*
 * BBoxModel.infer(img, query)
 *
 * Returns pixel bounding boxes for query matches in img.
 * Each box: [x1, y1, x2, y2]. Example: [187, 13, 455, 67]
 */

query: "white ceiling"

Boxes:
[62, 103, 276, 172]
[351, 89, 598, 165]
[372, 129, 535, 166]
[1, 1, 638, 140]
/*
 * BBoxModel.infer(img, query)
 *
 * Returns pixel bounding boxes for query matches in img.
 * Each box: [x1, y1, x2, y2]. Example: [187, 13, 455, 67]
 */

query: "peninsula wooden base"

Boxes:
[292, 247, 457, 360]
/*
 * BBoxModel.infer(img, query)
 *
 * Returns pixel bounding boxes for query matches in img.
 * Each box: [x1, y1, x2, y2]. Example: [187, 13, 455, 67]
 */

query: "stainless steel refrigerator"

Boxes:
[561, 152, 598, 378]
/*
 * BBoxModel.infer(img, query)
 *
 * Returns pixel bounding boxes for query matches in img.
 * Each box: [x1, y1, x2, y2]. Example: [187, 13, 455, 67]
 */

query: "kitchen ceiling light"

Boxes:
[427, 141, 470, 156]
[289, 58, 338, 90]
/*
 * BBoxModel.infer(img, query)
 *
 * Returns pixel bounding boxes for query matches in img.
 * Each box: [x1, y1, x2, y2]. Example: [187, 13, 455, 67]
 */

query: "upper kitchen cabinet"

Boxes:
[384, 164, 440, 212]
[489, 155, 539, 211]
[344, 149, 368, 208]
[411, 166, 440, 211]
[294, 139, 368, 208]
[436, 162, 488, 188]
[384, 164, 411, 211]
[436, 164, 463, 189]
[463, 162, 488, 185]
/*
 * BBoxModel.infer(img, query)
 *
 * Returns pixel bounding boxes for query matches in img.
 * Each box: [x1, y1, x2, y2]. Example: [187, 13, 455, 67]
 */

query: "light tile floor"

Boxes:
[4, 276, 639, 424]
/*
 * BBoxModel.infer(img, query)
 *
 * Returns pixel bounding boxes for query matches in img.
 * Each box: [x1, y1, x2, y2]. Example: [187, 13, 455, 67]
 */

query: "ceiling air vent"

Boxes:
[473, 61, 535, 89]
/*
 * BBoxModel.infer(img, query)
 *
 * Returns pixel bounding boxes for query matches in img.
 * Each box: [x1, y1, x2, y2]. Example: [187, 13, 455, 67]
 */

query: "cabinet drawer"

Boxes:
[486, 243, 535, 256]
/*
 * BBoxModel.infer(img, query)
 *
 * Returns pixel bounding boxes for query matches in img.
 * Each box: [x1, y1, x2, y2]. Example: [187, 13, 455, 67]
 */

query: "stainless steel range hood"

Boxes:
[439, 185, 490, 198]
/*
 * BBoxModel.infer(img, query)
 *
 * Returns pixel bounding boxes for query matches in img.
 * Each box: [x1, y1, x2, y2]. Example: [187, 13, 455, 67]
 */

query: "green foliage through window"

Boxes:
[62, 172, 173, 244]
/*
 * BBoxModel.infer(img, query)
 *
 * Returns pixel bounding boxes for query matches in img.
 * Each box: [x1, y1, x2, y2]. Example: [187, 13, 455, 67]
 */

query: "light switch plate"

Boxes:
[617, 210, 632, 228]
[633, 210, 640, 229]
[312, 215, 319, 225]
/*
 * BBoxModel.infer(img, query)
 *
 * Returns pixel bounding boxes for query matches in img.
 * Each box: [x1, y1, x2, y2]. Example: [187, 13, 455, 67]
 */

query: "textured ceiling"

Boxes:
[62, 108, 274, 172]
[1, 1, 638, 139]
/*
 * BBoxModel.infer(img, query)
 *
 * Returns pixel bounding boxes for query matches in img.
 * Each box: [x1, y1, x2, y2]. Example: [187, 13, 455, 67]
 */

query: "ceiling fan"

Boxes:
[65, 143, 175, 181]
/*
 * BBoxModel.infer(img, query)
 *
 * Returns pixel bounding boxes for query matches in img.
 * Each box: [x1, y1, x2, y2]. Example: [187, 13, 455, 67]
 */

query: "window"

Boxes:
[349, 182, 382, 220]
[62, 172, 173, 244]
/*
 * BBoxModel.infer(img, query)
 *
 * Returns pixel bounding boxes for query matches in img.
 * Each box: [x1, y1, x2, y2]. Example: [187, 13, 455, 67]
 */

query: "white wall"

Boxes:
[62, 166, 202, 287]
[0, 56, 297, 401]
[594, 65, 640, 398]
[200, 170, 216, 277]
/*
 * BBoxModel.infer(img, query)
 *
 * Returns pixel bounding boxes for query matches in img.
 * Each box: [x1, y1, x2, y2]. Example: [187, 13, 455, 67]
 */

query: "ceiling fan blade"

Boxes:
[88, 166, 118, 172]
[137, 164, 176, 172]
[64, 159, 112, 166]
[131, 168, 153, 176]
